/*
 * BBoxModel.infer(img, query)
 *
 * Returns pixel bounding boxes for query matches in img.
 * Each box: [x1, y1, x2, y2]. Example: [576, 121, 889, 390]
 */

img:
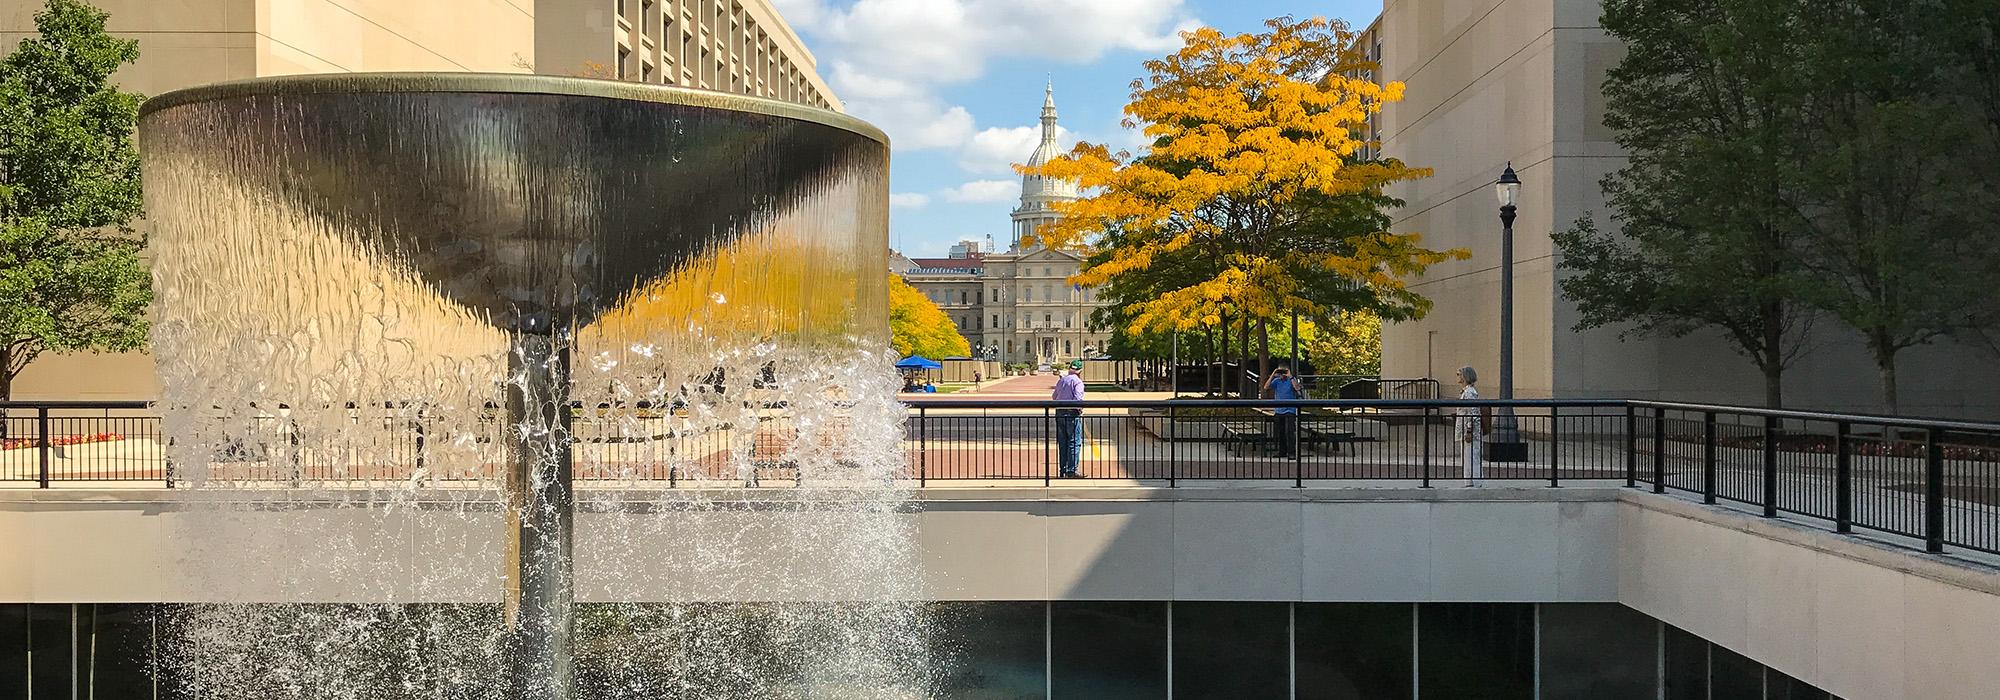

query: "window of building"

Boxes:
[1006, 341, 1014, 353]
[1065, 340, 1073, 355]
[617, 48, 630, 78]
[641, 62, 652, 82]
[1043, 313, 1052, 326]
[960, 291, 968, 304]
[1024, 287, 1032, 302]
[1042, 284, 1051, 300]
[1043, 267, 1051, 276]
[992, 314, 1000, 328]
[1065, 312, 1073, 328]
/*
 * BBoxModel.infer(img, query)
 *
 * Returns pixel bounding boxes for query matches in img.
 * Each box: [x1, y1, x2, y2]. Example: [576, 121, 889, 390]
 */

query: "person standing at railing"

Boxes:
[1456, 366, 1483, 487]
[1053, 360, 1086, 478]
[1263, 366, 1304, 457]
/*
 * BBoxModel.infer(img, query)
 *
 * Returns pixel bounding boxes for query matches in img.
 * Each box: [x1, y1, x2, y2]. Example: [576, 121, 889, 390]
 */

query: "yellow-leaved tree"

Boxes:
[1025, 16, 1464, 368]
[887, 274, 971, 359]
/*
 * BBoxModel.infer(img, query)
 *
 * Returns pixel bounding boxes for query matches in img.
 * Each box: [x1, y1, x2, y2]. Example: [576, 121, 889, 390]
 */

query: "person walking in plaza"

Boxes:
[1262, 365, 1305, 457]
[1053, 360, 1086, 478]
[1455, 366, 1483, 487]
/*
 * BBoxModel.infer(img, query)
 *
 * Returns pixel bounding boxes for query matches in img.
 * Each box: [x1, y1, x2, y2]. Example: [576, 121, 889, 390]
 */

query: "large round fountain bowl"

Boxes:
[137, 73, 891, 349]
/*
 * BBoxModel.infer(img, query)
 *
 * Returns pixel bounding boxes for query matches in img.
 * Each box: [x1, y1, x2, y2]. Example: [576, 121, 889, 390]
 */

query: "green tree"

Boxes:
[1778, 0, 2000, 413]
[887, 274, 970, 360]
[1299, 312, 1381, 377]
[1552, 0, 1815, 408]
[0, 0, 150, 402]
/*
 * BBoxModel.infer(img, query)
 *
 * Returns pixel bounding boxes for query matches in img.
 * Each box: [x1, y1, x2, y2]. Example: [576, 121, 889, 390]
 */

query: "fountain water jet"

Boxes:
[138, 73, 897, 698]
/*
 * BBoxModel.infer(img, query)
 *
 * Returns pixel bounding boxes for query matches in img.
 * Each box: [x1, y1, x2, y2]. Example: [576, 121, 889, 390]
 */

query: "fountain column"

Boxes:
[504, 321, 575, 699]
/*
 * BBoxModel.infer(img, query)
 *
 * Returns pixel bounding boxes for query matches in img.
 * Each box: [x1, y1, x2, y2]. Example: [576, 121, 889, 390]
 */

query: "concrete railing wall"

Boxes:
[3, 487, 1997, 698]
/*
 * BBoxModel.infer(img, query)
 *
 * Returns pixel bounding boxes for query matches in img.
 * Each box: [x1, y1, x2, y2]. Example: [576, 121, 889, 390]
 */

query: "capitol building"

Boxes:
[892, 85, 1112, 364]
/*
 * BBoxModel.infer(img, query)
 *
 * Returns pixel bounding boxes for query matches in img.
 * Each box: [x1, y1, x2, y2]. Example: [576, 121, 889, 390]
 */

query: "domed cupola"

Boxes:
[1011, 82, 1080, 250]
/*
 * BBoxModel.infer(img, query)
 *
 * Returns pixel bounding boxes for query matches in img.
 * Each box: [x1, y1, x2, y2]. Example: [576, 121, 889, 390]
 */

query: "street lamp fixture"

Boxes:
[1495, 162, 1521, 207]
[1487, 162, 1528, 461]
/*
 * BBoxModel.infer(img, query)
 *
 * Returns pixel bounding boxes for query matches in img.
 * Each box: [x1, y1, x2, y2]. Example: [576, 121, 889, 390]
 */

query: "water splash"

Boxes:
[137, 76, 924, 698]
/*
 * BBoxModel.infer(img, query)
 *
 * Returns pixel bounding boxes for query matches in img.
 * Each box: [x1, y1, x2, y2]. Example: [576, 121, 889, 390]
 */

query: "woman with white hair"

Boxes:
[1455, 366, 1483, 487]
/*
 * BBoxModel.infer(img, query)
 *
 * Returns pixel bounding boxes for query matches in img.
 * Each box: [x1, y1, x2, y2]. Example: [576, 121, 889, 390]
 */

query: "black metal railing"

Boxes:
[6, 398, 1999, 556]
[0, 401, 159, 487]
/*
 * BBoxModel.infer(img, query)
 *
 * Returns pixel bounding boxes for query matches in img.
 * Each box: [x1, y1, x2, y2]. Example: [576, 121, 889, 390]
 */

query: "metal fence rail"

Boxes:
[6, 398, 2000, 556]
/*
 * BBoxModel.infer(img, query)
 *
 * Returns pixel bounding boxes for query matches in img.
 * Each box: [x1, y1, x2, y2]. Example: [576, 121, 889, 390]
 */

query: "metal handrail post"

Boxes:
[1168, 403, 1178, 487]
[918, 407, 927, 487]
[1925, 427, 1946, 553]
[1043, 406, 1052, 487]
[1293, 411, 1303, 489]
[1549, 406, 1561, 487]
[1420, 406, 1432, 488]
[37, 407, 51, 488]
[1652, 410, 1666, 493]
[1834, 422, 1852, 533]
[1762, 416, 1779, 517]
[1624, 405, 1636, 488]
[1702, 411, 1717, 505]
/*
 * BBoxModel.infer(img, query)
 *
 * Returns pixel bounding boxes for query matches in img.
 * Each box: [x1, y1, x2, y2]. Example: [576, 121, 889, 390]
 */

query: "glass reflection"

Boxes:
[1050, 601, 1166, 699]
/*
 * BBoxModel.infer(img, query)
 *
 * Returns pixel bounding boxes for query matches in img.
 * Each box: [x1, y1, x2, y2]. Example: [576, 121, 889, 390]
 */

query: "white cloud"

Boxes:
[889, 192, 931, 208]
[958, 123, 1072, 175]
[789, 0, 1198, 158]
[939, 179, 1019, 203]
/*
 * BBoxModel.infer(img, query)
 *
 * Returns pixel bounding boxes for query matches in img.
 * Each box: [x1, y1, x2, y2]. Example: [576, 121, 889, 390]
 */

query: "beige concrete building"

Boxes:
[897, 242, 1111, 365]
[1369, 0, 1999, 417]
[1, 0, 835, 401]
[535, 0, 835, 109]
[893, 86, 1112, 365]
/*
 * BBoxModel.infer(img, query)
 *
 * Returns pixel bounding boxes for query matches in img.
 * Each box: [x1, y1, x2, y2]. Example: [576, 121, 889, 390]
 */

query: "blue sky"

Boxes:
[769, 0, 1383, 257]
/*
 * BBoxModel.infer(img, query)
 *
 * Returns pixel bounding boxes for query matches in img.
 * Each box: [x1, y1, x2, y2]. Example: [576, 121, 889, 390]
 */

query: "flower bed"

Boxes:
[1, 432, 125, 451]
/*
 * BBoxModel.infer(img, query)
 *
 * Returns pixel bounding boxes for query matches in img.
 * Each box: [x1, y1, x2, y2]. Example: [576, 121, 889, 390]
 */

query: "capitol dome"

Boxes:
[1012, 83, 1079, 250]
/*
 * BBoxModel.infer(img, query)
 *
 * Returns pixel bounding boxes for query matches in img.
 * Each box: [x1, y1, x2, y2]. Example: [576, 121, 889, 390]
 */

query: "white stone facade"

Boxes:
[895, 85, 1111, 364]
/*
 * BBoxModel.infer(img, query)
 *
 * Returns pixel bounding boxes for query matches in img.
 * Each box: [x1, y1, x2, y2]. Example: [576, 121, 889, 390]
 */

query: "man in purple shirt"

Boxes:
[1053, 360, 1086, 477]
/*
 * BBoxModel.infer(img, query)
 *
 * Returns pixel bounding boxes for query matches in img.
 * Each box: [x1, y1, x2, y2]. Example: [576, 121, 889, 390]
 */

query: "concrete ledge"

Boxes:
[1616, 491, 2000, 596]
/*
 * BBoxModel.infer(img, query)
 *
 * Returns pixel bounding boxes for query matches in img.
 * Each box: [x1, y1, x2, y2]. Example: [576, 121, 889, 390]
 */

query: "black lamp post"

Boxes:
[1487, 163, 1528, 461]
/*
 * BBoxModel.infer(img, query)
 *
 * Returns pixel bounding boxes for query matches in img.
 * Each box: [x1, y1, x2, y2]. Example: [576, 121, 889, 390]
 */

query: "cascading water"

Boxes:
[135, 74, 930, 698]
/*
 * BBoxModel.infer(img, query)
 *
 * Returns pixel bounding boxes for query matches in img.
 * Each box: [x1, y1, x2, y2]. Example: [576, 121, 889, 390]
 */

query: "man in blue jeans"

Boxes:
[1263, 365, 1304, 457]
[1053, 360, 1086, 477]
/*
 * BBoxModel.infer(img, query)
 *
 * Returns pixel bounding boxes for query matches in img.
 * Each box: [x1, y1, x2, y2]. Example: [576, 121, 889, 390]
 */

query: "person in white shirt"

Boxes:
[1455, 366, 1483, 487]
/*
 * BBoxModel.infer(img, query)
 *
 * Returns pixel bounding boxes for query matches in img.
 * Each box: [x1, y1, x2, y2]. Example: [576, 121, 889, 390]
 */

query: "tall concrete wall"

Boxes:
[4, 487, 1998, 696]
[1372, 0, 2000, 418]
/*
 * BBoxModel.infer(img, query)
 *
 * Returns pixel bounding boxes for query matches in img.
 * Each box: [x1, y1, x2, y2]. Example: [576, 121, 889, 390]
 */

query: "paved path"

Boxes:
[967, 373, 1059, 395]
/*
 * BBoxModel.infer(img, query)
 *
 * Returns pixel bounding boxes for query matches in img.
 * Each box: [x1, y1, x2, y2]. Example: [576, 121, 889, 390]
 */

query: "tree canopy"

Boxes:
[1022, 16, 1463, 339]
[0, 0, 151, 400]
[887, 274, 970, 360]
[1555, 0, 2000, 411]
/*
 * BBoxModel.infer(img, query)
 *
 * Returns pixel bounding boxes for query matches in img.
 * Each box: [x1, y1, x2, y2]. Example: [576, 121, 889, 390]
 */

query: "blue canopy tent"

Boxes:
[894, 356, 942, 370]
[896, 355, 943, 391]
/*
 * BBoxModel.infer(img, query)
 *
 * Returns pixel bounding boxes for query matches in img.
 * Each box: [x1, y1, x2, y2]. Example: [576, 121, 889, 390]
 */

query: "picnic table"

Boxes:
[1220, 409, 1373, 456]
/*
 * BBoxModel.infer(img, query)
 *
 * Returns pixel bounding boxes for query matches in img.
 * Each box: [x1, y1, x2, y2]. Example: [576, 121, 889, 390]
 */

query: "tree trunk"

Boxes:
[1218, 315, 1229, 397]
[1257, 318, 1271, 386]
[1877, 350, 1900, 416]
[1759, 305, 1787, 409]
[1240, 315, 1252, 398]
[1761, 364, 1784, 410]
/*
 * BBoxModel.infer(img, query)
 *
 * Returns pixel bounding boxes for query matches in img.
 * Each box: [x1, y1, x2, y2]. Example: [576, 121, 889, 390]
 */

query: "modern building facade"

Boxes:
[892, 86, 1112, 365]
[0, 0, 836, 401]
[1367, 0, 2000, 417]
[534, 0, 836, 109]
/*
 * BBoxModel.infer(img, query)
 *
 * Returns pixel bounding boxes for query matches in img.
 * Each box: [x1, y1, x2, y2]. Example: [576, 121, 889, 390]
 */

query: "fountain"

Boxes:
[137, 73, 913, 698]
